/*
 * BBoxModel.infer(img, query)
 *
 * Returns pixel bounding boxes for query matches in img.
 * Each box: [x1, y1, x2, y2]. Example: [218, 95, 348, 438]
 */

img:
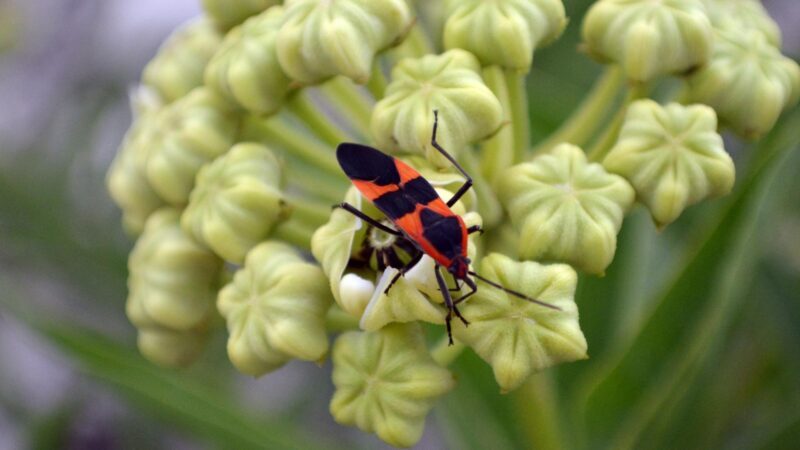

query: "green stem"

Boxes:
[480, 66, 515, 185]
[386, 24, 433, 64]
[514, 374, 567, 450]
[532, 67, 625, 155]
[283, 157, 347, 204]
[273, 218, 316, 250]
[366, 61, 388, 100]
[245, 115, 341, 175]
[586, 82, 651, 162]
[325, 305, 360, 331]
[431, 336, 466, 367]
[319, 77, 373, 139]
[506, 69, 531, 163]
[287, 91, 352, 147]
[288, 196, 332, 228]
[461, 149, 504, 228]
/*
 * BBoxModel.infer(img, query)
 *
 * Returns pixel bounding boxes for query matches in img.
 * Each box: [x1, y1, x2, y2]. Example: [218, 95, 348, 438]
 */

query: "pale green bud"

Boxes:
[371, 49, 503, 167]
[181, 143, 289, 263]
[443, 0, 566, 71]
[453, 254, 586, 393]
[106, 111, 165, 235]
[498, 144, 634, 275]
[686, 28, 800, 139]
[201, 0, 277, 31]
[142, 18, 222, 104]
[145, 87, 240, 205]
[311, 187, 368, 318]
[204, 6, 293, 115]
[276, 0, 413, 85]
[217, 241, 332, 376]
[603, 100, 735, 228]
[330, 324, 455, 448]
[136, 326, 209, 368]
[701, 0, 781, 46]
[127, 209, 223, 334]
[582, 0, 713, 83]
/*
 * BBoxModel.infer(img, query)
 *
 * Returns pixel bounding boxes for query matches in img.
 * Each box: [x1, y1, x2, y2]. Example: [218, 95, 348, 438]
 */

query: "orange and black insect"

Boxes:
[335, 111, 559, 344]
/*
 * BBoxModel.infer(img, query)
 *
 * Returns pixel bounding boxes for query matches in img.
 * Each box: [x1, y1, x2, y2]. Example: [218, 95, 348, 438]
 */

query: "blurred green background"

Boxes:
[0, 0, 798, 449]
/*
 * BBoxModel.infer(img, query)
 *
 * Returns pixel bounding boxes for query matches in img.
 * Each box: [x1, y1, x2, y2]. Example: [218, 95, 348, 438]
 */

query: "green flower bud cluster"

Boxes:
[107, 0, 793, 446]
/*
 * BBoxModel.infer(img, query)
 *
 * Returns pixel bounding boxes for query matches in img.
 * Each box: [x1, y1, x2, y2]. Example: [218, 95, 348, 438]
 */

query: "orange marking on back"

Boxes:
[352, 179, 399, 200]
[395, 159, 423, 184]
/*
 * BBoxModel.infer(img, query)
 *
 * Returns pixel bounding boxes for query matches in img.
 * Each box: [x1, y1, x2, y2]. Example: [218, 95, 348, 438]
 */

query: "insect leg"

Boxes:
[453, 276, 478, 306]
[435, 265, 469, 346]
[334, 202, 401, 235]
[467, 225, 483, 235]
[431, 110, 474, 207]
[383, 250, 424, 295]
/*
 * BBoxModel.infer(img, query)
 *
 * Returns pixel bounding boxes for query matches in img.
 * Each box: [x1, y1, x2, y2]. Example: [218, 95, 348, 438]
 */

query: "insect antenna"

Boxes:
[467, 271, 562, 311]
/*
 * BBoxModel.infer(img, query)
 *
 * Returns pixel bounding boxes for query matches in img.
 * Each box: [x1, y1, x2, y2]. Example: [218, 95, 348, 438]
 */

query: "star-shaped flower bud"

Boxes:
[276, 0, 413, 85]
[201, 0, 278, 31]
[106, 111, 165, 235]
[443, 0, 567, 71]
[218, 241, 332, 376]
[701, 0, 781, 45]
[498, 144, 634, 275]
[205, 6, 293, 115]
[126, 209, 223, 366]
[686, 28, 800, 139]
[142, 18, 222, 104]
[371, 49, 503, 167]
[453, 254, 586, 393]
[582, 0, 713, 83]
[145, 87, 240, 205]
[603, 100, 735, 228]
[181, 143, 290, 264]
[330, 324, 455, 448]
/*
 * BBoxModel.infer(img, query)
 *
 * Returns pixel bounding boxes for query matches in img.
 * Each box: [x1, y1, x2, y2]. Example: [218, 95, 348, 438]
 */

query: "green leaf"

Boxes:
[41, 325, 342, 450]
[575, 108, 800, 450]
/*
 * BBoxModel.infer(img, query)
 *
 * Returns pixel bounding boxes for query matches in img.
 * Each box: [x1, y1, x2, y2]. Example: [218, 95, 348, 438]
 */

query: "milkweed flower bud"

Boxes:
[371, 49, 503, 167]
[126, 209, 222, 366]
[701, 0, 781, 46]
[201, 0, 277, 31]
[107, 111, 165, 235]
[330, 324, 455, 448]
[276, 0, 413, 85]
[443, 0, 566, 71]
[141, 19, 222, 104]
[453, 254, 585, 393]
[181, 143, 289, 263]
[205, 6, 293, 115]
[582, 0, 713, 83]
[603, 100, 735, 228]
[218, 241, 332, 376]
[145, 87, 240, 205]
[686, 28, 800, 139]
[498, 144, 634, 275]
[312, 188, 369, 317]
